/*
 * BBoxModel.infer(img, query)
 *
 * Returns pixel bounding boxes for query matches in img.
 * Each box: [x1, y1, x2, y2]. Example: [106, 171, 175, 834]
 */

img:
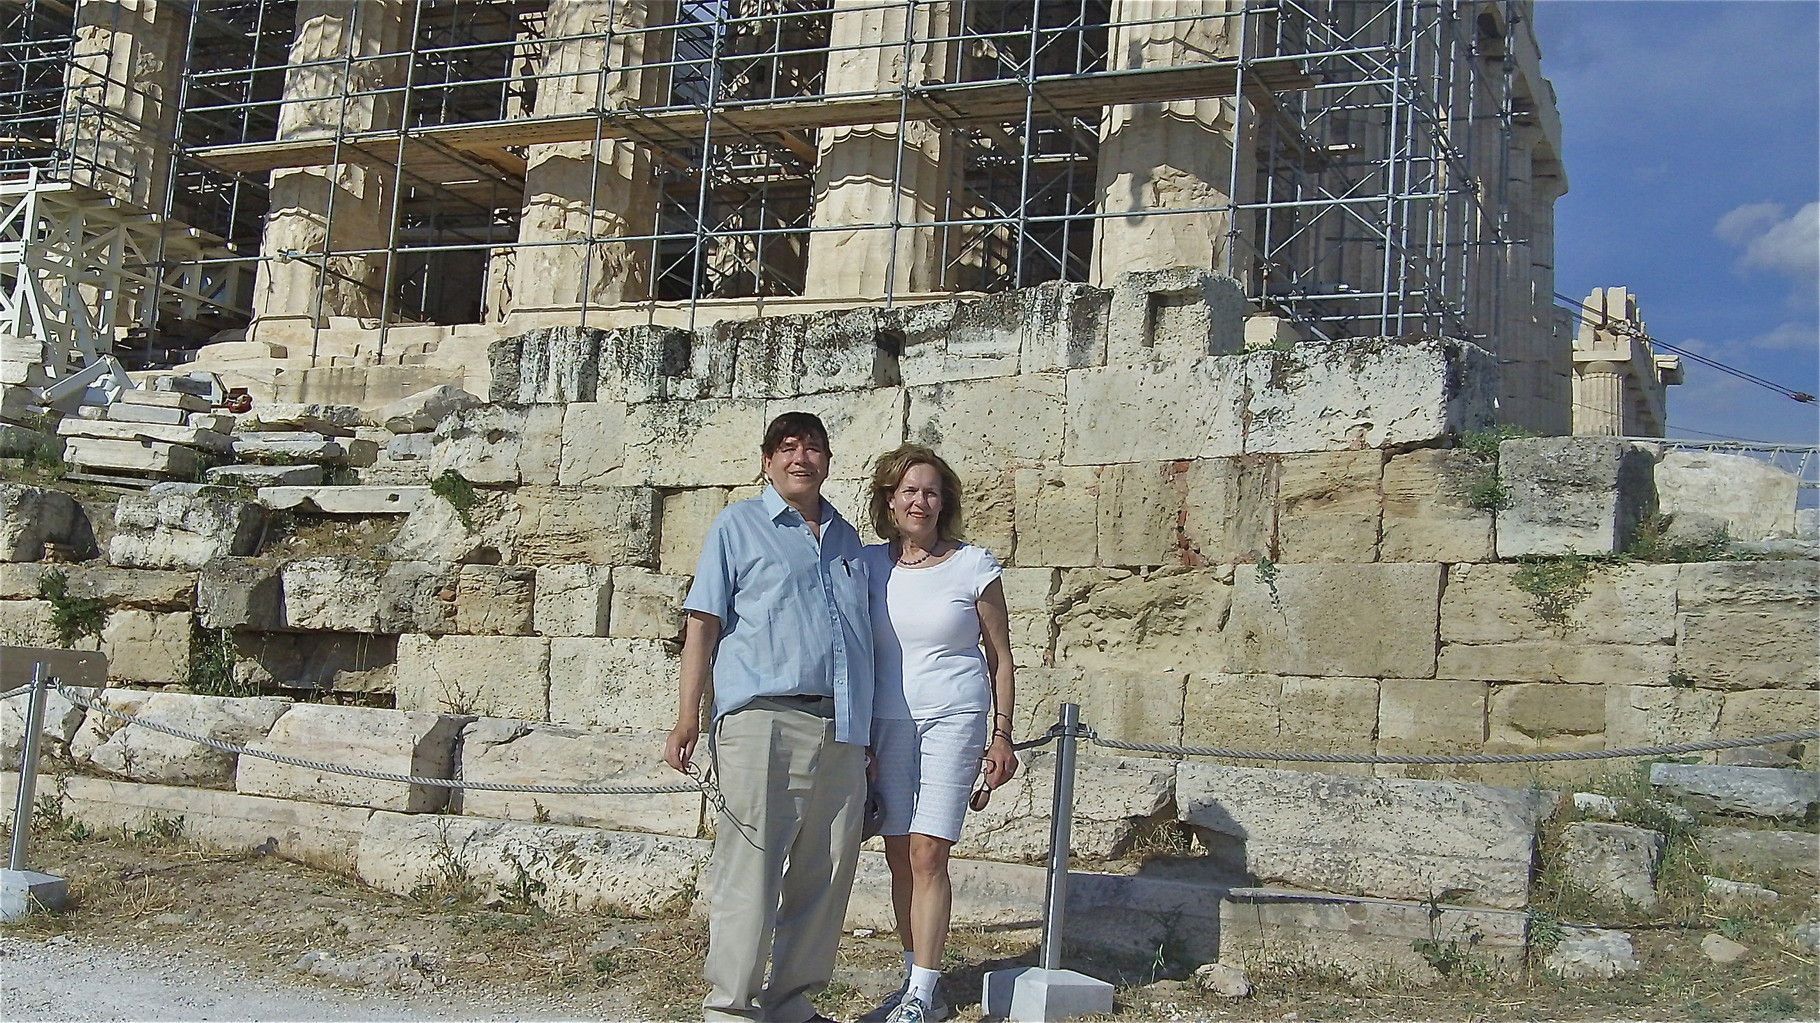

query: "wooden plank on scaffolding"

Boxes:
[189, 62, 1313, 177]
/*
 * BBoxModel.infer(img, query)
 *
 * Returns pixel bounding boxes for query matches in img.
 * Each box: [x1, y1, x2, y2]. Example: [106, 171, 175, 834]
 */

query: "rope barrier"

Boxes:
[1089, 731, 1820, 764]
[6, 681, 1810, 793]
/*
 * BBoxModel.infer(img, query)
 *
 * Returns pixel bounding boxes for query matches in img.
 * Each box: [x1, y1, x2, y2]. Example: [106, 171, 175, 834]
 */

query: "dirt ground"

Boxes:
[3, 826, 1816, 1023]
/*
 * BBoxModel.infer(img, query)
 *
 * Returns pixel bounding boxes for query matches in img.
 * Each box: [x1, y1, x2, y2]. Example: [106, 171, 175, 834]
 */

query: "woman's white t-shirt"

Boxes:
[862, 542, 1003, 720]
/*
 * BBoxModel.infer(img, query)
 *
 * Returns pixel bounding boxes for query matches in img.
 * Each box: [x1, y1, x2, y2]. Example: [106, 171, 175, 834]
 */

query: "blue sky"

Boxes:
[1533, 0, 1819, 448]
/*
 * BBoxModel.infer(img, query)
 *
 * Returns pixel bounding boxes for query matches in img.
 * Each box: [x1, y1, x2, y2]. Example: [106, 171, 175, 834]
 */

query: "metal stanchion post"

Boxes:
[981, 702, 1112, 1022]
[1039, 702, 1079, 970]
[3, 662, 70, 923]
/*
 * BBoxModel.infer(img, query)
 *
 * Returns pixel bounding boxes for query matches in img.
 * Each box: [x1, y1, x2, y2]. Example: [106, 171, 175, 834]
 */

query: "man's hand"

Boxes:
[664, 720, 700, 774]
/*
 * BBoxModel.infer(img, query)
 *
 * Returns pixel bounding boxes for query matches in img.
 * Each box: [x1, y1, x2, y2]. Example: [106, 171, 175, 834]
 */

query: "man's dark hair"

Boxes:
[761, 411, 830, 457]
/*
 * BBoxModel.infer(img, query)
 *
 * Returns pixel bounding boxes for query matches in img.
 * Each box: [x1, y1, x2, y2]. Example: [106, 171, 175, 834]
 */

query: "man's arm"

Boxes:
[664, 610, 722, 773]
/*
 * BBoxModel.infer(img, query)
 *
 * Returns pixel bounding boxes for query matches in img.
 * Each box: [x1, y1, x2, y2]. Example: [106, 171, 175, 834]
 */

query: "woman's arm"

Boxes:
[976, 577, 1018, 787]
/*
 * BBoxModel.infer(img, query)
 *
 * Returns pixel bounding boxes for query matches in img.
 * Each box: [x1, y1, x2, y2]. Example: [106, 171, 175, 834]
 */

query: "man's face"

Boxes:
[762, 433, 830, 507]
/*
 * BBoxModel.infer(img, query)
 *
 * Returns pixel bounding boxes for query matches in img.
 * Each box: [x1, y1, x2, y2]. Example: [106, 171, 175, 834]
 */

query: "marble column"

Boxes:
[499, 0, 670, 315]
[802, 0, 959, 299]
[1091, 0, 1247, 285]
[60, 0, 187, 210]
[251, 0, 410, 330]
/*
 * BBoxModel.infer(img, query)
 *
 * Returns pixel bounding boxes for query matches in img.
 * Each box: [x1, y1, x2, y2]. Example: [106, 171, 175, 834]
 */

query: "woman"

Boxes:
[859, 444, 1017, 1023]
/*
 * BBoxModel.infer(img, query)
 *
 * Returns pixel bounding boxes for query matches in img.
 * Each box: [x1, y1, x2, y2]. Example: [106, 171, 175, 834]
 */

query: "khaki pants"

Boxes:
[702, 700, 866, 1022]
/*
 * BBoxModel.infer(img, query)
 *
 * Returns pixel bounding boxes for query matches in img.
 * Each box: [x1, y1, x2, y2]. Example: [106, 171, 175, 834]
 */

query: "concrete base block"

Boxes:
[982, 967, 1114, 1023]
[0, 868, 69, 922]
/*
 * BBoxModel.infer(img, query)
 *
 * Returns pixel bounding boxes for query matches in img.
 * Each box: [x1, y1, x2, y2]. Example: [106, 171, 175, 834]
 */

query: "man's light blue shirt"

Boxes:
[683, 485, 873, 744]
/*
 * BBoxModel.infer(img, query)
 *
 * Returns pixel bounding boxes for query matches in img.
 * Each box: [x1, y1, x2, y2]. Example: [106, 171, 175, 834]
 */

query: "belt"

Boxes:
[744, 694, 836, 718]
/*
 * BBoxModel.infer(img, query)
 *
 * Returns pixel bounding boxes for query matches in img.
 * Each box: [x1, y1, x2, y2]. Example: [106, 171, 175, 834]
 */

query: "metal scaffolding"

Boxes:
[0, 0, 1554, 372]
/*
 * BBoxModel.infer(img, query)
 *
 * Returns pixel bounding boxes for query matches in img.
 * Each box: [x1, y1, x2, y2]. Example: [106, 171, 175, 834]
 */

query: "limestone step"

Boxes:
[256, 485, 427, 514]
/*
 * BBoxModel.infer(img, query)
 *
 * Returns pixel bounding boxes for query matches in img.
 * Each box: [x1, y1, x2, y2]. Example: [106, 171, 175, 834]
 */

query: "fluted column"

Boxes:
[1574, 360, 1624, 437]
[499, 0, 671, 315]
[803, 0, 959, 298]
[251, 0, 409, 330]
[60, 0, 186, 209]
[1091, 0, 1247, 284]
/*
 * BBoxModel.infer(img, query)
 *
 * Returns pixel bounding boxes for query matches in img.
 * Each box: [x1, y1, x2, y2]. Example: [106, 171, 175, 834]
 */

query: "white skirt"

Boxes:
[871, 713, 988, 842]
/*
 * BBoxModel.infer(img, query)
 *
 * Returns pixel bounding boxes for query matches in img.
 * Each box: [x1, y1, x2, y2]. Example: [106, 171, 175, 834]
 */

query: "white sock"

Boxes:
[901, 949, 915, 980]
[907, 965, 941, 1006]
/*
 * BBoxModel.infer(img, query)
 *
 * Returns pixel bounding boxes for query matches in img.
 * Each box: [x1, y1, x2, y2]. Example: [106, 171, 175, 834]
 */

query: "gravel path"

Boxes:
[0, 934, 597, 1022]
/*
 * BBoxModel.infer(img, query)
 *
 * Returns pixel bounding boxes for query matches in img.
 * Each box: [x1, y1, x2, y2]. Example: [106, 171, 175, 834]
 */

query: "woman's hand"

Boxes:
[982, 732, 1018, 789]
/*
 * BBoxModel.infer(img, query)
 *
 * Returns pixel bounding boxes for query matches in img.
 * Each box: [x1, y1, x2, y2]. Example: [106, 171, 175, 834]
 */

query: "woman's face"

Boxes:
[889, 462, 944, 538]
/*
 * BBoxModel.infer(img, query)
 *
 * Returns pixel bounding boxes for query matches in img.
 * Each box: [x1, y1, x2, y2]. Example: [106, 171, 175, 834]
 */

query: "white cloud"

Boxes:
[1715, 201, 1820, 283]
[1742, 322, 1820, 352]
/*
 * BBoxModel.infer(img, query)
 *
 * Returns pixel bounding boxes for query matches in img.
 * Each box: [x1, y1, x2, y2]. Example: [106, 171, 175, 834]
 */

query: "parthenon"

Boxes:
[3, 0, 1571, 430]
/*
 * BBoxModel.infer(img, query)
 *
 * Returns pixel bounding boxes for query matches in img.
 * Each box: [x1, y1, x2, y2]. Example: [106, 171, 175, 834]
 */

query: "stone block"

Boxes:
[229, 433, 357, 465]
[238, 704, 464, 813]
[954, 751, 1174, 863]
[0, 772, 371, 874]
[1240, 337, 1497, 455]
[456, 719, 700, 836]
[279, 557, 457, 635]
[205, 463, 324, 487]
[0, 485, 83, 562]
[1655, 449, 1798, 542]
[1053, 567, 1231, 676]
[106, 401, 188, 426]
[765, 388, 907, 480]
[504, 486, 661, 568]
[658, 489, 731, 576]
[1648, 763, 1819, 819]
[356, 812, 710, 917]
[533, 564, 612, 637]
[56, 417, 232, 453]
[454, 565, 535, 636]
[909, 375, 1065, 469]
[556, 401, 627, 486]
[1180, 456, 1276, 565]
[1558, 822, 1664, 911]
[892, 294, 1023, 385]
[1487, 682, 1606, 752]
[257, 485, 426, 515]
[109, 484, 264, 570]
[1496, 438, 1658, 557]
[1276, 450, 1382, 563]
[1376, 678, 1487, 771]
[1678, 609, 1818, 691]
[119, 388, 210, 413]
[608, 568, 690, 641]
[1010, 665, 1085, 739]
[1174, 763, 1547, 908]
[488, 326, 606, 403]
[1107, 268, 1246, 364]
[1679, 560, 1819, 607]
[1183, 673, 1281, 752]
[716, 307, 897, 399]
[1604, 686, 1722, 751]
[0, 598, 61, 648]
[548, 637, 680, 731]
[1717, 690, 1820, 768]
[1542, 927, 1640, 980]
[227, 630, 398, 695]
[63, 436, 203, 476]
[1438, 641, 1674, 686]
[1000, 567, 1058, 667]
[1441, 562, 1678, 645]
[375, 384, 481, 434]
[429, 403, 563, 485]
[244, 402, 364, 434]
[9, 564, 193, 612]
[956, 469, 1014, 565]
[1011, 465, 1099, 567]
[83, 692, 289, 788]
[1225, 563, 1439, 679]
[1278, 676, 1380, 774]
[98, 610, 191, 686]
[197, 558, 284, 630]
[1, 680, 100, 768]
[1701, 826, 1819, 878]
[1095, 462, 1182, 566]
[383, 433, 431, 462]
[394, 634, 550, 720]
[620, 399, 767, 487]
[1064, 358, 1240, 464]
[1015, 281, 1112, 373]
[1073, 668, 1186, 750]
[596, 325, 702, 403]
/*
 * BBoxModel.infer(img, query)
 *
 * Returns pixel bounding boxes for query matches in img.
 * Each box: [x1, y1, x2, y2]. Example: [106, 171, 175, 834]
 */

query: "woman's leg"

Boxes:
[906, 833, 954, 971]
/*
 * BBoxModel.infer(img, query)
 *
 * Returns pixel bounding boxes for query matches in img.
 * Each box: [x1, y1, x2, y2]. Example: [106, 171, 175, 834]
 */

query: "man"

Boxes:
[663, 411, 873, 1023]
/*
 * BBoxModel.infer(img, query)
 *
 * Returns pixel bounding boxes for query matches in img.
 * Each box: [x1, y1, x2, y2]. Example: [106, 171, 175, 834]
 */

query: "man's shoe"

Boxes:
[857, 987, 904, 1023]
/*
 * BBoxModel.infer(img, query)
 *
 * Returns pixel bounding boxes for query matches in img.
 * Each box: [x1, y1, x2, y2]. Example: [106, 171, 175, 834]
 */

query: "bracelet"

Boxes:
[992, 729, 1014, 742]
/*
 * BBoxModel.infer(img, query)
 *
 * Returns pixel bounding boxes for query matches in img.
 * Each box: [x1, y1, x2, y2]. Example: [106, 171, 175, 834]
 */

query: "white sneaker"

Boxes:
[858, 986, 905, 1023]
[884, 993, 949, 1023]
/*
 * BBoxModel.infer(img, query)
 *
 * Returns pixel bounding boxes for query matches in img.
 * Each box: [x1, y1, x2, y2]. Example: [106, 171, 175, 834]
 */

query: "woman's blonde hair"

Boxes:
[868, 444, 964, 541]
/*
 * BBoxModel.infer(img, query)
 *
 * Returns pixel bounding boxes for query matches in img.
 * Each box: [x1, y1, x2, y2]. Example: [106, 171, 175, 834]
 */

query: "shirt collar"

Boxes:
[761, 483, 840, 527]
